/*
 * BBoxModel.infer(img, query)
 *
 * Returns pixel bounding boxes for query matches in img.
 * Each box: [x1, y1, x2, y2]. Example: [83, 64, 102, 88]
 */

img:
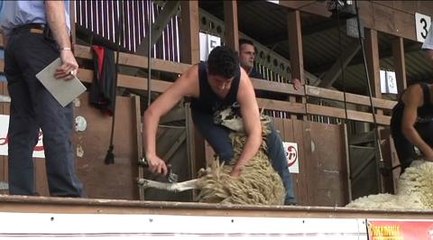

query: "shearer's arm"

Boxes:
[143, 65, 199, 175]
[230, 68, 262, 177]
[401, 85, 433, 161]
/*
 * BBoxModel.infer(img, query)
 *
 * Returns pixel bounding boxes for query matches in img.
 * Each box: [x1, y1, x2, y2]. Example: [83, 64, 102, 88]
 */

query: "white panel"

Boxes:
[0, 114, 45, 158]
[0, 212, 367, 240]
[380, 70, 387, 94]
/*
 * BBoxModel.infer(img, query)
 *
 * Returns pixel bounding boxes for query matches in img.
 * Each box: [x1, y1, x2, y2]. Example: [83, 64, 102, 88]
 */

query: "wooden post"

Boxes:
[179, 1, 200, 64]
[224, 0, 239, 52]
[392, 37, 407, 93]
[287, 10, 306, 120]
[70, 0, 76, 46]
[365, 29, 381, 99]
[179, 1, 204, 186]
[365, 28, 388, 193]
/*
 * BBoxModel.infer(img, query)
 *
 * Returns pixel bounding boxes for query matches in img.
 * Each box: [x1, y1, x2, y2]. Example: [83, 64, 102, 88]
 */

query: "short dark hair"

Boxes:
[207, 46, 239, 79]
[239, 38, 254, 47]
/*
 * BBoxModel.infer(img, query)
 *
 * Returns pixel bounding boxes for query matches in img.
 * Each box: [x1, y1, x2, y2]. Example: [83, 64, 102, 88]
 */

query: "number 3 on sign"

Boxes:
[415, 12, 431, 43]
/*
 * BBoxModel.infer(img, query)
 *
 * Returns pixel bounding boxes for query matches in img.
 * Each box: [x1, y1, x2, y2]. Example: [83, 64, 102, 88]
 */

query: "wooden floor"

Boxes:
[0, 195, 432, 219]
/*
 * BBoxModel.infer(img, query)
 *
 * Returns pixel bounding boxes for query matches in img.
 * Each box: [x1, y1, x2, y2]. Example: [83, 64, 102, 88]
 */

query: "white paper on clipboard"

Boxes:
[36, 58, 86, 107]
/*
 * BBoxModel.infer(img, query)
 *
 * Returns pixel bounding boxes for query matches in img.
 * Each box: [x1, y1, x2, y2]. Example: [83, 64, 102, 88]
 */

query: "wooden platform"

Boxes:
[0, 195, 432, 219]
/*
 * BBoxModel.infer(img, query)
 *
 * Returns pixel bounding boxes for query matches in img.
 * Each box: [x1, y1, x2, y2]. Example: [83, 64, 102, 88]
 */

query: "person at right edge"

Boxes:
[389, 24, 433, 175]
[0, 1, 84, 197]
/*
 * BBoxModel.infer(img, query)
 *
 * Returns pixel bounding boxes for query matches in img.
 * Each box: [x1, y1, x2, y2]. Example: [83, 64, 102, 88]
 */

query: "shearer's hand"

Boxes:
[146, 154, 168, 176]
[230, 165, 244, 178]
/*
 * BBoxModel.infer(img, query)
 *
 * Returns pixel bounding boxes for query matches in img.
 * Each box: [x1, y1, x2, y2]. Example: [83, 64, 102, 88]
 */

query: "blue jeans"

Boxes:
[192, 109, 296, 205]
[4, 26, 84, 197]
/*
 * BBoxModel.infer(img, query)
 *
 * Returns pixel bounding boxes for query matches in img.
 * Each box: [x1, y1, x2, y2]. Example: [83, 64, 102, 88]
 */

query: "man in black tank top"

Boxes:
[390, 83, 433, 173]
[142, 46, 296, 205]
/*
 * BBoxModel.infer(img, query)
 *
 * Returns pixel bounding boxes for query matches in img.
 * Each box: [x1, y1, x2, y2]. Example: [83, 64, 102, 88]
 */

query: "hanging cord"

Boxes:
[105, 0, 124, 164]
[336, 3, 354, 201]
[335, 6, 349, 122]
[354, 0, 385, 189]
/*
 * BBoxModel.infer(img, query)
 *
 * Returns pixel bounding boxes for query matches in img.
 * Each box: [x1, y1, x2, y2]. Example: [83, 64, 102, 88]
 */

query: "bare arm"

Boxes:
[45, 1, 78, 80]
[143, 65, 198, 175]
[401, 85, 433, 160]
[231, 69, 262, 176]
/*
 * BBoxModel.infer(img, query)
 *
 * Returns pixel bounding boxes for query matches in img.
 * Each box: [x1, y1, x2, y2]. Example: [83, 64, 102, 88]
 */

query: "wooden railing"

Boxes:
[0, 41, 396, 126]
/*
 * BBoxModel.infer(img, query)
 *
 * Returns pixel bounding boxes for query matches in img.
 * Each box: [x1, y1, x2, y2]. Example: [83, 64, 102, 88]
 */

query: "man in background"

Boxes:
[238, 38, 301, 90]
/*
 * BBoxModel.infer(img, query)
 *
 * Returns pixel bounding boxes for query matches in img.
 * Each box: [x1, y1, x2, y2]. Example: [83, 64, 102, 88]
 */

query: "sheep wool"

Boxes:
[196, 116, 286, 205]
[346, 161, 433, 210]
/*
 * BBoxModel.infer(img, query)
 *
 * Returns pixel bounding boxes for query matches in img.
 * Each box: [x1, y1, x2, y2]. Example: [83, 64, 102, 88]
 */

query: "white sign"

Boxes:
[266, 0, 279, 4]
[0, 114, 45, 158]
[380, 70, 398, 94]
[283, 142, 299, 174]
[0, 212, 368, 239]
[199, 32, 221, 61]
[415, 12, 431, 42]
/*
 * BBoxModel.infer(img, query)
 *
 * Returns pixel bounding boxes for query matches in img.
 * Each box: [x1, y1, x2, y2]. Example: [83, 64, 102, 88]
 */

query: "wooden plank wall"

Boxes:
[0, 91, 141, 199]
[73, 93, 139, 200]
[274, 118, 348, 206]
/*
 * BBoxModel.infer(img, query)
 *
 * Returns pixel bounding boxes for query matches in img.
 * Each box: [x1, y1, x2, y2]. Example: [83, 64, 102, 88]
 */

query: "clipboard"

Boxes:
[35, 58, 87, 107]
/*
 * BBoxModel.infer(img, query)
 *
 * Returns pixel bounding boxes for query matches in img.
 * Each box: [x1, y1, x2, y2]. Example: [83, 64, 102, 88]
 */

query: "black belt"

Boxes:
[12, 23, 46, 35]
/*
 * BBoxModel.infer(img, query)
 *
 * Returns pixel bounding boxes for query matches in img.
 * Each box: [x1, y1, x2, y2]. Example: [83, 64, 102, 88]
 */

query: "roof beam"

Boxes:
[317, 39, 360, 88]
[279, 1, 331, 18]
[280, 1, 429, 42]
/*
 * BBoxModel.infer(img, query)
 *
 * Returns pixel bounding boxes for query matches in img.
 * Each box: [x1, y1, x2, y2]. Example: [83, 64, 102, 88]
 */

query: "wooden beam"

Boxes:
[287, 10, 305, 85]
[280, 1, 430, 42]
[4, 195, 433, 218]
[287, 10, 305, 120]
[223, 0, 239, 52]
[70, 0, 76, 46]
[392, 37, 407, 93]
[279, 1, 331, 18]
[317, 39, 360, 88]
[132, 95, 145, 200]
[74, 44, 190, 74]
[179, 1, 203, 188]
[179, 1, 200, 64]
[136, 1, 181, 56]
[365, 29, 381, 98]
[357, 1, 416, 42]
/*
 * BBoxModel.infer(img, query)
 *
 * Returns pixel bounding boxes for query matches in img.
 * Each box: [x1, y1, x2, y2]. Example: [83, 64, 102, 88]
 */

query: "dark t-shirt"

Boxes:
[190, 62, 241, 114]
[391, 83, 433, 136]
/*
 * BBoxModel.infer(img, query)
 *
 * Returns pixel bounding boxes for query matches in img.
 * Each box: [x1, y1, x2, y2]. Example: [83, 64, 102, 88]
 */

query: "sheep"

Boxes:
[346, 160, 433, 210]
[138, 106, 285, 205]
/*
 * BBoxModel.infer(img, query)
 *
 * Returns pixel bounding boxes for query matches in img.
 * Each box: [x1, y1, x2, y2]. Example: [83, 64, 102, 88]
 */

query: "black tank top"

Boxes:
[391, 83, 433, 134]
[190, 62, 241, 114]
